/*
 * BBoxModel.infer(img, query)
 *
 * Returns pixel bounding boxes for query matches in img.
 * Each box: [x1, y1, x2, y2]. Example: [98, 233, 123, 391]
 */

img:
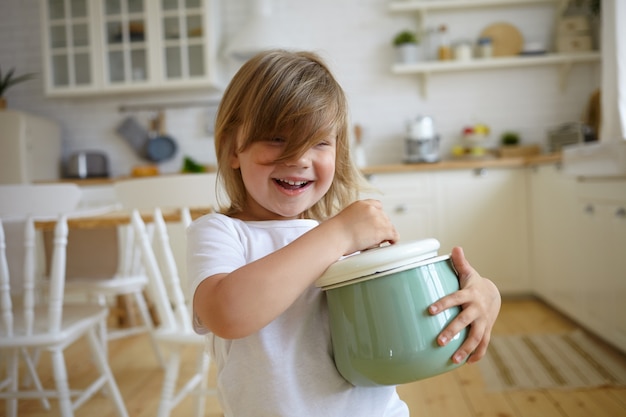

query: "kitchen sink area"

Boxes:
[562, 140, 626, 178]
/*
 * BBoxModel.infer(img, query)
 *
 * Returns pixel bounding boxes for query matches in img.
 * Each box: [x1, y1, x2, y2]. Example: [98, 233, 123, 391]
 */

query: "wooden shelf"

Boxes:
[392, 52, 600, 97]
[389, 0, 565, 13]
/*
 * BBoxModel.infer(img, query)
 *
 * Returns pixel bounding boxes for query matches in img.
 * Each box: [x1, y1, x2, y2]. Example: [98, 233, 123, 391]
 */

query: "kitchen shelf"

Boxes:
[393, 52, 600, 98]
[389, 0, 566, 19]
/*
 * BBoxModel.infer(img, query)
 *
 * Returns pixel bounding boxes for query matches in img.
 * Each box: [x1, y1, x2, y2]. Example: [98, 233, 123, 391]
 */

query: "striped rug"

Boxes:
[478, 330, 626, 391]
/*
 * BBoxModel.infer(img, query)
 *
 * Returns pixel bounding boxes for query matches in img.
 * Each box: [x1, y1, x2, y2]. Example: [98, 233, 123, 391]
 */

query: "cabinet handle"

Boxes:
[616, 207, 626, 218]
[584, 204, 594, 214]
[394, 204, 407, 214]
[473, 168, 487, 177]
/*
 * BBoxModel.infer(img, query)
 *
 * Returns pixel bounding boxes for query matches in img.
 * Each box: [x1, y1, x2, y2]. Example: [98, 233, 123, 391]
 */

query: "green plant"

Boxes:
[0, 67, 36, 96]
[393, 30, 419, 46]
[500, 131, 520, 146]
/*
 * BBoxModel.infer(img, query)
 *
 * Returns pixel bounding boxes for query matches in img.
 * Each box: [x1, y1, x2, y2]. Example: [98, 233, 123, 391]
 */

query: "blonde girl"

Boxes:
[188, 49, 501, 417]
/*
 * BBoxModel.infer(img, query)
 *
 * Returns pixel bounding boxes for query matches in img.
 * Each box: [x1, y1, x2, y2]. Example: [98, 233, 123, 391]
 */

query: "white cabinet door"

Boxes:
[364, 172, 437, 244]
[41, 0, 218, 96]
[574, 180, 626, 352]
[434, 168, 531, 295]
[41, 0, 100, 94]
[528, 164, 580, 313]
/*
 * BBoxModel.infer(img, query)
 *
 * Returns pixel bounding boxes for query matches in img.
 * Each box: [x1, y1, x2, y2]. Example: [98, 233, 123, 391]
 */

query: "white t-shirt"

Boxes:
[187, 213, 409, 417]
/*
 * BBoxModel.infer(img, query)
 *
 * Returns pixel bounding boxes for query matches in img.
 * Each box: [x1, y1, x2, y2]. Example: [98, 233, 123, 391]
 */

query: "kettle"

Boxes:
[405, 115, 440, 163]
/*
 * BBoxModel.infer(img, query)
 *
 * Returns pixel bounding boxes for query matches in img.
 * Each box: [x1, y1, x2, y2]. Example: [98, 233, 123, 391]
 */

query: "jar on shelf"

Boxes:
[437, 25, 452, 61]
[453, 40, 473, 61]
[476, 37, 493, 58]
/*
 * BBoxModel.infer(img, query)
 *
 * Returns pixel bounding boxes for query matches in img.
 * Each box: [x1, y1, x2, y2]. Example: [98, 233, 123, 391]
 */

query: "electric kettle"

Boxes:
[404, 115, 441, 163]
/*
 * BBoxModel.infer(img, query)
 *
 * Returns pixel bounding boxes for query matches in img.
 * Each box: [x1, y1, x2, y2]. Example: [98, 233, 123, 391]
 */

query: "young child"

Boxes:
[188, 49, 501, 416]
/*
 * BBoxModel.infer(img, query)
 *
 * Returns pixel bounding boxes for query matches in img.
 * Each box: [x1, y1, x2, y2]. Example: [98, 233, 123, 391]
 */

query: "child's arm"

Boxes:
[428, 246, 501, 364]
[193, 199, 399, 339]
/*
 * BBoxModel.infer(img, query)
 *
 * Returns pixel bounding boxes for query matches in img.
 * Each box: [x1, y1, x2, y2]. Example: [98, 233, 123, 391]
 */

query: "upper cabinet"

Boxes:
[389, 0, 601, 97]
[40, 0, 219, 97]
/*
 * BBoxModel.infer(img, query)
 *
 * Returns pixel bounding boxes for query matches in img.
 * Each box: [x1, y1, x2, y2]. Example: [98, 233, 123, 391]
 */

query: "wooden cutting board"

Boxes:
[480, 22, 524, 56]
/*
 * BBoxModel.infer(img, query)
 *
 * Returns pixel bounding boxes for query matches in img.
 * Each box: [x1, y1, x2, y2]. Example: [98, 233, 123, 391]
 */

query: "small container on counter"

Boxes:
[476, 37, 493, 58]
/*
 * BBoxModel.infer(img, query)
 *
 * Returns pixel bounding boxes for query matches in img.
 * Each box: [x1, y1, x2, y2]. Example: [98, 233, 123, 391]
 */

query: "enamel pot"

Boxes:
[315, 238, 467, 387]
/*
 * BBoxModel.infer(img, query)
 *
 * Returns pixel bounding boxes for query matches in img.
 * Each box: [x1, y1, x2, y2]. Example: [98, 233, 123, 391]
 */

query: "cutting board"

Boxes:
[480, 22, 524, 56]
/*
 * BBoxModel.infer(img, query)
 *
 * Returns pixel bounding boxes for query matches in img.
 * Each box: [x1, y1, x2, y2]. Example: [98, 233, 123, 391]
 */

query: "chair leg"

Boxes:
[50, 347, 74, 417]
[20, 347, 51, 410]
[5, 348, 18, 417]
[86, 326, 129, 417]
[157, 345, 182, 417]
[193, 347, 211, 417]
[132, 290, 165, 368]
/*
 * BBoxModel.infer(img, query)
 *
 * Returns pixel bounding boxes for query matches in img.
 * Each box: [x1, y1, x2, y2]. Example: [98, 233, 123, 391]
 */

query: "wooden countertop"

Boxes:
[49, 154, 562, 185]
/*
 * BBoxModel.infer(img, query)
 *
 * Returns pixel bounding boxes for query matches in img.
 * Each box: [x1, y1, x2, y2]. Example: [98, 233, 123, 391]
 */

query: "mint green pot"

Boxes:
[316, 239, 467, 387]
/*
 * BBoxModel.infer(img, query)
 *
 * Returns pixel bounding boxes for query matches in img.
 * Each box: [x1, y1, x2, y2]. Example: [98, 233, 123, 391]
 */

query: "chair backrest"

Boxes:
[114, 173, 223, 291]
[0, 184, 80, 336]
[114, 173, 222, 211]
[0, 184, 82, 220]
[0, 184, 82, 292]
[131, 208, 192, 332]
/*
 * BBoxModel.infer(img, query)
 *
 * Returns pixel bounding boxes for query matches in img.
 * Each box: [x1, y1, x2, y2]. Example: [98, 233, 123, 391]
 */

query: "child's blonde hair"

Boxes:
[214, 49, 367, 220]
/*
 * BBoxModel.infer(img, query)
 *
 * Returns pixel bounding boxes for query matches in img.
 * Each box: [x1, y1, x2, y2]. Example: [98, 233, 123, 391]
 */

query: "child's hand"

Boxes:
[428, 247, 501, 364]
[324, 199, 399, 256]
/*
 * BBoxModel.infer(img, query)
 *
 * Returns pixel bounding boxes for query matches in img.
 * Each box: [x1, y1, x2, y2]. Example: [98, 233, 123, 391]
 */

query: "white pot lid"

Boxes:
[315, 238, 440, 289]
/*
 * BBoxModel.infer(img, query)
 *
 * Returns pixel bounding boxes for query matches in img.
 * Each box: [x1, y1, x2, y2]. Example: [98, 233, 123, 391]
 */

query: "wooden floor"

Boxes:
[12, 298, 626, 417]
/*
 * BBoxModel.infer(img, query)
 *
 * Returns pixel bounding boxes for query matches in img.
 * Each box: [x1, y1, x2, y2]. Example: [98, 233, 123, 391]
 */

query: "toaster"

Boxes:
[65, 151, 110, 179]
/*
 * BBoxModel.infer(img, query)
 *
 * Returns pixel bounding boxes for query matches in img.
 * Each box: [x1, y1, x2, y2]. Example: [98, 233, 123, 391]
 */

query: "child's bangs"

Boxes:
[277, 103, 343, 162]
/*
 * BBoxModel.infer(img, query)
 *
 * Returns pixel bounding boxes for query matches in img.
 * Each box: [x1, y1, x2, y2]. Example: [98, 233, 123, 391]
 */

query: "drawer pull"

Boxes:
[616, 207, 626, 218]
[473, 168, 487, 177]
[394, 205, 407, 214]
[584, 204, 594, 214]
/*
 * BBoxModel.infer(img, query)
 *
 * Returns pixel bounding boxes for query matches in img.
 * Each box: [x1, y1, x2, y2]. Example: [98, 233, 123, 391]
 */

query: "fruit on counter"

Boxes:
[462, 123, 490, 136]
[451, 145, 466, 157]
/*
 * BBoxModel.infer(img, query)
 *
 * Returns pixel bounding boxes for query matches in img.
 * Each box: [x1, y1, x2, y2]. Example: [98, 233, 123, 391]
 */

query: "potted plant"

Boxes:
[500, 131, 520, 146]
[0, 67, 36, 109]
[393, 30, 421, 64]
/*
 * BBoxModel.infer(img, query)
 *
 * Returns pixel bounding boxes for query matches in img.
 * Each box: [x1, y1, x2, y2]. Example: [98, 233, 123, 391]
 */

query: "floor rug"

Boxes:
[478, 330, 626, 391]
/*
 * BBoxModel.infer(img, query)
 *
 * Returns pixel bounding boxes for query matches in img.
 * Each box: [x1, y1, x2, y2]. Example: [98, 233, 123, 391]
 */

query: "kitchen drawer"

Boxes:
[365, 172, 434, 201]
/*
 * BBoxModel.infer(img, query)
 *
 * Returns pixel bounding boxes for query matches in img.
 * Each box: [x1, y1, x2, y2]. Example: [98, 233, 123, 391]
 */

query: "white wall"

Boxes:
[0, 0, 601, 177]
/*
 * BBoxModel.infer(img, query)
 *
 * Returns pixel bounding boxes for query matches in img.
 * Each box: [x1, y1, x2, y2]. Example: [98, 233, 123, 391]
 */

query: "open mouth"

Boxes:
[274, 178, 310, 190]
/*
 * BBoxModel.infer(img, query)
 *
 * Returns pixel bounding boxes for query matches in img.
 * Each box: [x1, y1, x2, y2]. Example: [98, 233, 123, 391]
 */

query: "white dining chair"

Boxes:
[60, 222, 163, 366]
[131, 207, 217, 417]
[114, 173, 222, 296]
[113, 173, 220, 417]
[63, 173, 222, 357]
[60, 173, 221, 371]
[0, 184, 128, 417]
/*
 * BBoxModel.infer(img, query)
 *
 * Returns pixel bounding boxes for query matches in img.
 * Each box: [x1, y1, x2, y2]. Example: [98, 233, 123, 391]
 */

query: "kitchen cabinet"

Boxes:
[529, 164, 626, 353]
[573, 179, 626, 352]
[528, 163, 580, 313]
[365, 167, 530, 295]
[434, 167, 531, 295]
[363, 172, 438, 243]
[40, 0, 219, 97]
[389, 0, 601, 97]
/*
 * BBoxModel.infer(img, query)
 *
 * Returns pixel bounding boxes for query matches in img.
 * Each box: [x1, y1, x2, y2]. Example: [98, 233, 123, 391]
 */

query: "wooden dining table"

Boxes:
[35, 206, 213, 231]
[34, 206, 213, 326]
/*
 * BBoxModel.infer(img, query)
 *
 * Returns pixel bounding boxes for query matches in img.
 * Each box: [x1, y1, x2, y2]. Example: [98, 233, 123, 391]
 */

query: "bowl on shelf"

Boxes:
[316, 238, 467, 386]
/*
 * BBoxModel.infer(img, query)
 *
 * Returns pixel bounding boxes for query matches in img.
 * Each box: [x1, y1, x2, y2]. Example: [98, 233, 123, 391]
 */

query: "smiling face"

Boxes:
[231, 130, 337, 220]
[215, 50, 364, 221]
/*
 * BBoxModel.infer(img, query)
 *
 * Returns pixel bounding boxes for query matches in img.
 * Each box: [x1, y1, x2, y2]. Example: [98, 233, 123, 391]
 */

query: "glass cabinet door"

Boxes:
[103, 0, 149, 84]
[46, 0, 93, 88]
[161, 0, 206, 81]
